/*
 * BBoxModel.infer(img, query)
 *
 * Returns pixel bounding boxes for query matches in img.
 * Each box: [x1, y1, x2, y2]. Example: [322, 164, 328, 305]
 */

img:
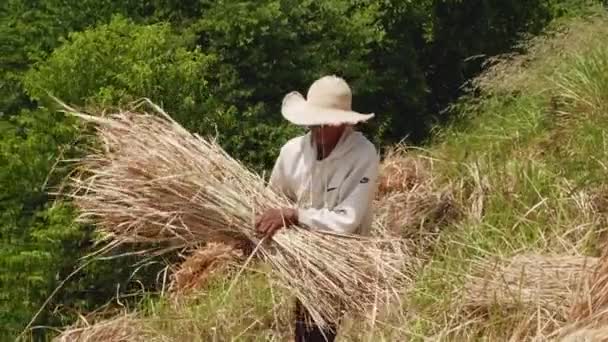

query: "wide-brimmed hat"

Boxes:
[280, 75, 375, 126]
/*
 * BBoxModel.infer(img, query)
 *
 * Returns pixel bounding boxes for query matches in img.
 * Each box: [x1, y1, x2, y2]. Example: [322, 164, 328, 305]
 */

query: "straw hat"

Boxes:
[281, 75, 375, 126]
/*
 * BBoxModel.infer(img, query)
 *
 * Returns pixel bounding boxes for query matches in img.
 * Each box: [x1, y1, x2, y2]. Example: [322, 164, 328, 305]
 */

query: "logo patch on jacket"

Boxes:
[360, 177, 369, 184]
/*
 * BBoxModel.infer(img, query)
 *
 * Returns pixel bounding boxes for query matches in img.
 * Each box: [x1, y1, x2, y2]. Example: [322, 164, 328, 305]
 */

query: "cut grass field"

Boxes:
[52, 7, 608, 342]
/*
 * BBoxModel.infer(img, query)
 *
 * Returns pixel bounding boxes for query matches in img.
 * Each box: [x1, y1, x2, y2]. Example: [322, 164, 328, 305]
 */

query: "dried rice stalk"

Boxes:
[375, 146, 457, 245]
[570, 256, 608, 324]
[507, 310, 564, 342]
[54, 315, 148, 342]
[170, 242, 243, 295]
[551, 256, 608, 340]
[377, 146, 431, 197]
[558, 327, 608, 342]
[463, 254, 598, 315]
[64, 100, 415, 328]
[375, 190, 456, 241]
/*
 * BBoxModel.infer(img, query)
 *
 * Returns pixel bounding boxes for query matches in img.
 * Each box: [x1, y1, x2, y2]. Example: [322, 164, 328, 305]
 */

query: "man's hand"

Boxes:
[255, 208, 298, 239]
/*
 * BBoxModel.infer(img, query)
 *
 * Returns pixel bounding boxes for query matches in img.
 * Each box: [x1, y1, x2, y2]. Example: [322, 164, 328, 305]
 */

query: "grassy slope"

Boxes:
[54, 8, 608, 342]
[406, 9, 608, 340]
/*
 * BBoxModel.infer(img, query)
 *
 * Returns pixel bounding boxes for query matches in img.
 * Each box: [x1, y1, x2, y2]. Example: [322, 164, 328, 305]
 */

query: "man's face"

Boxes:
[311, 125, 346, 148]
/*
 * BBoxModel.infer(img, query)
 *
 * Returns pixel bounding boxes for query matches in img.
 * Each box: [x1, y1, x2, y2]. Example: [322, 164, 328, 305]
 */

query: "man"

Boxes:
[255, 75, 380, 342]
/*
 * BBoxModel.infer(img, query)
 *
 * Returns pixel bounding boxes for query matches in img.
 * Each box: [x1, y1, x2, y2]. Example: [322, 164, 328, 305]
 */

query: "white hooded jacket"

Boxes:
[269, 129, 379, 235]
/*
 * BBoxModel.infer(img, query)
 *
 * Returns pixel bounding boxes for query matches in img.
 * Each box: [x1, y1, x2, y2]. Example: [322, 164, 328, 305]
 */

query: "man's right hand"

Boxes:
[255, 208, 298, 239]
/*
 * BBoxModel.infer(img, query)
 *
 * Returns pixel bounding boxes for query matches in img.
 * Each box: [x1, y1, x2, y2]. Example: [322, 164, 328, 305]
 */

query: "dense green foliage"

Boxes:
[1, 0, 604, 339]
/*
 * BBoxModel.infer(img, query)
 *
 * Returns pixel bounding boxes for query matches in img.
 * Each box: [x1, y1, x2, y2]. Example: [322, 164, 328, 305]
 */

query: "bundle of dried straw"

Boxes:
[169, 242, 244, 295]
[570, 257, 608, 324]
[377, 146, 430, 197]
[64, 100, 414, 328]
[54, 314, 148, 342]
[463, 254, 598, 315]
[551, 256, 608, 340]
[559, 327, 608, 342]
[374, 147, 457, 251]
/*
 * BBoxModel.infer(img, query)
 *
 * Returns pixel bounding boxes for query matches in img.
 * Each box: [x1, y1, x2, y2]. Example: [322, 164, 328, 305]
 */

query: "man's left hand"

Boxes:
[255, 208, 298, 239]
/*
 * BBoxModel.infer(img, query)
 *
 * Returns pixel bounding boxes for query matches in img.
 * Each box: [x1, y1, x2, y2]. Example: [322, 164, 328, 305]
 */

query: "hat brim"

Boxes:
[281, 92, 374, 126]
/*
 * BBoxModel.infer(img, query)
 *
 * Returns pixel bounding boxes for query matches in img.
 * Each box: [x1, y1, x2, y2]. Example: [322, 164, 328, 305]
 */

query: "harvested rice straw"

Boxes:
[377, 146, 431, 197]
[375, 145, 458, 245]
[558, 326, 608, 342]
[462, 254, 598, 315]
[507, 310, 564, 342]
[374, 189, 456, 240]
[570, 256, 608, 324]
[169, 242, 244, 295]
[555, 315, 608, 342]
[64, 99, 415, 328]
[550, 256, 608, 340]
[54, 314, 148, 342]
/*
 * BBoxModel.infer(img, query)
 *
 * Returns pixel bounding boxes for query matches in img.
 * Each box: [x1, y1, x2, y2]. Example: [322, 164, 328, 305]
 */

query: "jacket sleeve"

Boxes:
[297, 150, 380, 234]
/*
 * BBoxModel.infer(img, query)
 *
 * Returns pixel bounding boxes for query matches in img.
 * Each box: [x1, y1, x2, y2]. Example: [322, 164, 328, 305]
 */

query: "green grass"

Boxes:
[113, 268, 292, 342]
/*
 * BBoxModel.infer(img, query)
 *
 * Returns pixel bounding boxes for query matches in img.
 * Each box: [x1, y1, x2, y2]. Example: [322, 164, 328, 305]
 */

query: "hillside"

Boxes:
[405, 10, 608, 340]
[47, 8, 608, 342]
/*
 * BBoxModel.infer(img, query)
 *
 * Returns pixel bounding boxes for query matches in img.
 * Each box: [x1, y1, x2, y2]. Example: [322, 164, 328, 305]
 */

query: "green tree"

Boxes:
[188, 0, 432, 151]
[0, 0, 203, 117]
[24, 16, 220, 130]
[23, 14, 300, 171]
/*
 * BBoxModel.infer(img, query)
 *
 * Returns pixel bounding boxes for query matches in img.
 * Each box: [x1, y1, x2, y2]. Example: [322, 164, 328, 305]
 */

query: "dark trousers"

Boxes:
[294, 301, 338, 342]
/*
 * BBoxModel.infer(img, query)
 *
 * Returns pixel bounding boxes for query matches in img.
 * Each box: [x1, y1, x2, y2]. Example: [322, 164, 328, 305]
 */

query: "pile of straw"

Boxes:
[375, 147, 457, 242]
[375, 191, 455, 240]
[454, 254, 608, 340]
[65, 100, 413, 328]
[54, 315, 147, 342]
[377, 146, 431, 197]
[569, 256, 608, 324]
[559, 327, 608, 342]
[462, 254, 598, 315]
[550, 256, 608, 340]
[169, 242, 244, 295]
[459, 254, 602, 340]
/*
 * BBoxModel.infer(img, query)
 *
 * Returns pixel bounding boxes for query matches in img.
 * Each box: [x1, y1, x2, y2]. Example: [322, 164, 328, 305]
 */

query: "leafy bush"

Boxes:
[190, 0, 430, 146]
